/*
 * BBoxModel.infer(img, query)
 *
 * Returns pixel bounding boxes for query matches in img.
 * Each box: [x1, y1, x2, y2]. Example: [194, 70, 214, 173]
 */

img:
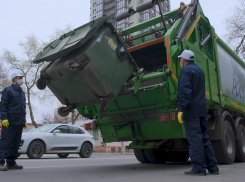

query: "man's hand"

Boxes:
[23, 123, 28, 129]
[2, 120, 9, 127]
[178, 112, 184, 124]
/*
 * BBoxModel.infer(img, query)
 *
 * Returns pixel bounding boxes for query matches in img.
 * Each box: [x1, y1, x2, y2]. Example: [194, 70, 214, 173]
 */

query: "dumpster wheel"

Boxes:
[36, 77, 46, 90]
[58, 106, 74, 117]
[99, 100, 108, 116]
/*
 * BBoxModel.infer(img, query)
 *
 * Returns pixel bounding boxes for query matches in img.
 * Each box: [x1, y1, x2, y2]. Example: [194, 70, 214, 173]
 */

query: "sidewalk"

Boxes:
[94, 146, 134, 154]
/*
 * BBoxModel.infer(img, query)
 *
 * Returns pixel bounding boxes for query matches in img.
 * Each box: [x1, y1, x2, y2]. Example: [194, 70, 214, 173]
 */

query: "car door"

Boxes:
[66, 126, 86, 152]
[47, 125, 70, 152]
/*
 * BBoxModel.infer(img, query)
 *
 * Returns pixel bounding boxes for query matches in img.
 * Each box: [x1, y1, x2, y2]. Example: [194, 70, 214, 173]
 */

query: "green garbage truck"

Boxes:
[33, 0, 245, 164]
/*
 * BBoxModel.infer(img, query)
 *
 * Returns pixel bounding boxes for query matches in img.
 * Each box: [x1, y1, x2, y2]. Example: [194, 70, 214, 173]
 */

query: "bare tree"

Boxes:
[48, 24, 73, 42]
[1, 25, 73, 128]
[0, 63, 11, 93]
[225, 0, 245, 60]
[1, 34, 45, 128]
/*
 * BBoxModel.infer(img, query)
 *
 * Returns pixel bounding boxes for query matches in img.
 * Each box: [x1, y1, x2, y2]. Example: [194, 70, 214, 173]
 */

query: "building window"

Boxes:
[93, 9, 96, 14]
[117, 0, 126, 14]
[116, 19, 126, 29]
[128, 22, 134, 27]
[109, 15, 114, 20]
[128, 14, 133, 20]
[128, 0, 133, 4]
[140, 10, 149, 22]
[93, 2, 96, 7]
[93, 129, 98, 140]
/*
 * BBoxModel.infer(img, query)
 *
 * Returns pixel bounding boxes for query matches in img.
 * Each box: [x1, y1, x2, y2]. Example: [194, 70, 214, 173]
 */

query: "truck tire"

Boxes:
[143, 149, 158, 163]
[235, 124, 245, 162]
[212, 120, 236, 164]
[167, 151, 189, 162]
[134, 149, 149, 163]
[153, 149, 167, 163]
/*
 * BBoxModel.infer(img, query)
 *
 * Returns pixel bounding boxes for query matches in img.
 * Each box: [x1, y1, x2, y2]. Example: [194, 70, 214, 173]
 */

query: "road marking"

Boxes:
[24, 162, 137, 169]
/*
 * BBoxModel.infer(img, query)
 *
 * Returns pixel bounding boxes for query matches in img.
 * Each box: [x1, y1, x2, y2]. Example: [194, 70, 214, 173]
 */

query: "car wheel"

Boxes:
[79, 142, 92, 158]
[57, 154, 69, 158]
[27, 140, 45, 159]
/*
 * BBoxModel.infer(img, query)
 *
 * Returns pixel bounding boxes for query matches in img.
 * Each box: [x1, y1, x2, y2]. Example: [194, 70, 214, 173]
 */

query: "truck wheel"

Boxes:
[167, 151, 189, 162]
[143, 149, 158, 163]
[27, 140, 45, 159]
[152, 149, 168, 163]
[235, 124, 245, 162]
[57, 154, 69, 158]
[212, 120, 236, 164]
[134, 149, 149, 163]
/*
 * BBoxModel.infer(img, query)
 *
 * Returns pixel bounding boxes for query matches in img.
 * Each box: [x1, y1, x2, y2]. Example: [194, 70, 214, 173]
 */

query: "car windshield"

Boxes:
[31, 125, 54, 133]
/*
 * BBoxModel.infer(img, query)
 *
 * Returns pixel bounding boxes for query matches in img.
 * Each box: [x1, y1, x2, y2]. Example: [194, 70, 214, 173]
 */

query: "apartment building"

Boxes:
[90, 0, 171, 30]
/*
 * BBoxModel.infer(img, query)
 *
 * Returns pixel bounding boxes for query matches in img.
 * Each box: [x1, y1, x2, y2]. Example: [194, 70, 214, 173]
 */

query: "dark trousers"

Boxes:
[183, 117, 219, 174]
[0, 125, 23, 165]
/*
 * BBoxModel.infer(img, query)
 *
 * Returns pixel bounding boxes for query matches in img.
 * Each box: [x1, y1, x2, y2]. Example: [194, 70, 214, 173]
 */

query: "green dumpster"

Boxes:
[33, 16, 138, 115]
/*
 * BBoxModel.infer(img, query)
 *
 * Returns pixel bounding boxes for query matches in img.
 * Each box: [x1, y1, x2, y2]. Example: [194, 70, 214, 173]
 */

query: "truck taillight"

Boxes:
[84, 122, 97, 130]
[158, 112, 176, 122]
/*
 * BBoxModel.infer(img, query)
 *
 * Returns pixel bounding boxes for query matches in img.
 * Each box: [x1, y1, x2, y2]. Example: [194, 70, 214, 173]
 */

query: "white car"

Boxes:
[19, 124, 95, 159]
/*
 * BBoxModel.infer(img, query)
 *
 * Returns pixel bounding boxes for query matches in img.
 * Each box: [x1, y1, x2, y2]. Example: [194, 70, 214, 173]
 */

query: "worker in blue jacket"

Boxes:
[0, 72, 28, 171]
[177, 50, 219, 176]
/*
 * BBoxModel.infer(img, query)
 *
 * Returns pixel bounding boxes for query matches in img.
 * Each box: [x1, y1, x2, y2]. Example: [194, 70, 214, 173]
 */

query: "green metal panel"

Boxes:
[33, 17, 108, 63]
[36, 17, 137, 108]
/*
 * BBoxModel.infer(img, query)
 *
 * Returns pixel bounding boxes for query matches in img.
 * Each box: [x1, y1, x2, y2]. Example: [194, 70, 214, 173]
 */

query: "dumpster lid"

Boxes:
[33, 17, 109, 64]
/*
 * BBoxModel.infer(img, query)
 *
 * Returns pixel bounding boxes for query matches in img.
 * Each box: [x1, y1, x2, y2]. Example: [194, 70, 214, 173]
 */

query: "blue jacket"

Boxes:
[178, 62, 207, 118]
[0, 84, 26, 125]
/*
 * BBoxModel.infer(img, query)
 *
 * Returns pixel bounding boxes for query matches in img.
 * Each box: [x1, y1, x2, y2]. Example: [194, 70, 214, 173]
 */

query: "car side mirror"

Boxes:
[53, 130, 61, 135]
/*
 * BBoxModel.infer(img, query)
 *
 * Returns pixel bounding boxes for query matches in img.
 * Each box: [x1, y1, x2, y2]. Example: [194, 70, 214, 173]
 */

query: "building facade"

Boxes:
[90, 0, 171, 30]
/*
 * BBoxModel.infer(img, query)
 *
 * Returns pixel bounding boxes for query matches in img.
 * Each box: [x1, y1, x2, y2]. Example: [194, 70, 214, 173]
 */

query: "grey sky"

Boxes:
[0, 0, 236, 57]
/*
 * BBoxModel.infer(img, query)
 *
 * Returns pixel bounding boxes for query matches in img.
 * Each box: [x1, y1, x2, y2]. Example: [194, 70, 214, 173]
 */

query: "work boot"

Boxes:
[0, 164, 8, 171]
[184, 170, 206, 176]
[7, 164, 23, 170]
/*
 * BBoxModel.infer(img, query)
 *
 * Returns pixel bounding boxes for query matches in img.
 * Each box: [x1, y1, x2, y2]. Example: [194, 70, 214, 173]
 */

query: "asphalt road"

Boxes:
[1, 153, 245, 182]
